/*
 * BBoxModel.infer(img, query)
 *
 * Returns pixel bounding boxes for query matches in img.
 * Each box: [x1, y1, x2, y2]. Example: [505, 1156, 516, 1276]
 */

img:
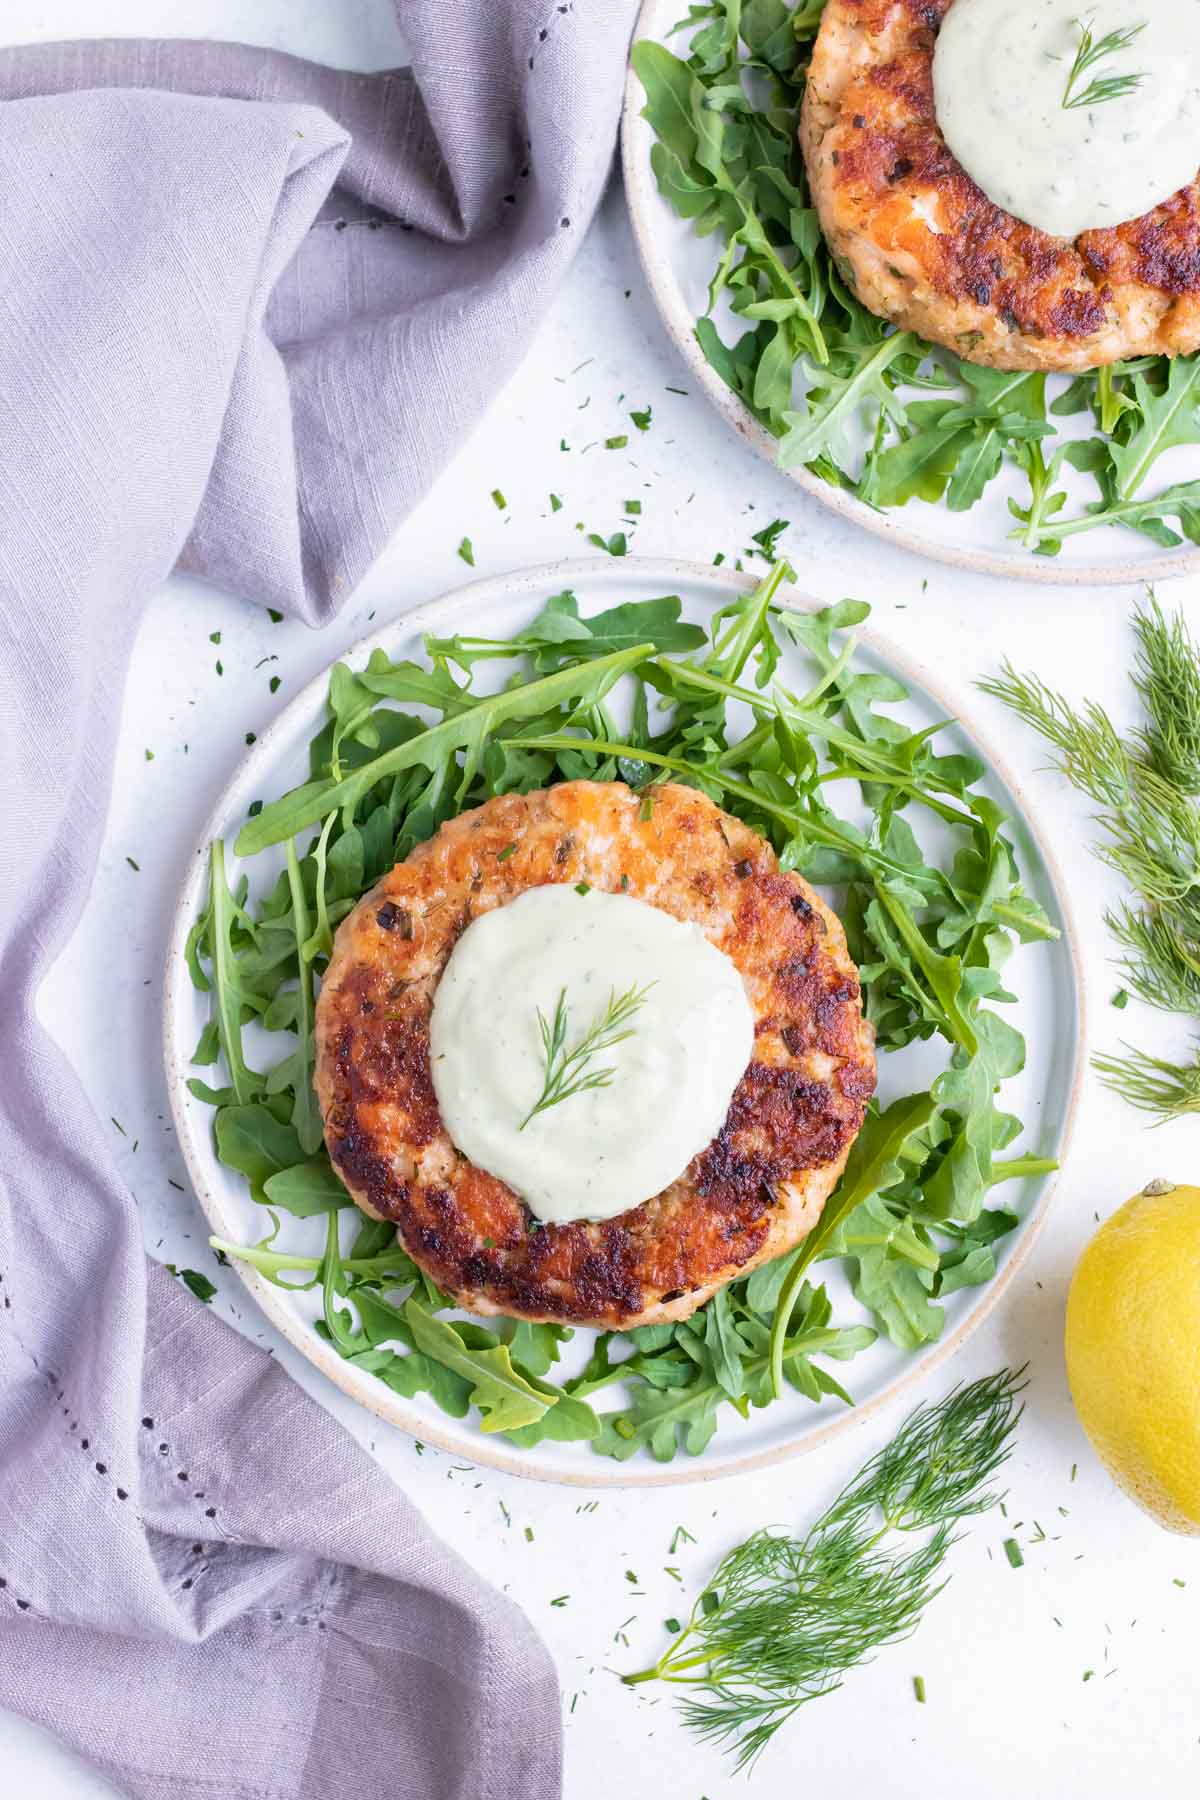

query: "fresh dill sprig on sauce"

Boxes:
[623, 1368, 1025, 1770]
[984, 595, 1200, 1117]
[1059, 17, 1147, 110]
[520, 981, 654, 1130]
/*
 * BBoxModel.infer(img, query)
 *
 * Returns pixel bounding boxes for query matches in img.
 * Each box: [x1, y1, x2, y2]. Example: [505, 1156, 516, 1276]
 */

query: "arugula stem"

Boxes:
[285, 838, 323, 1153]
[508, 730, 948, 893]
[208, 839, 260, 1104]
[817, 765, 978, 832]
[209, 1234, 411, 1284]
[839, 1229, 940, 1272]
[990, 899, 1061, 941]
[986, 1154, 1058, 1186]
[237, 643, 655, 854]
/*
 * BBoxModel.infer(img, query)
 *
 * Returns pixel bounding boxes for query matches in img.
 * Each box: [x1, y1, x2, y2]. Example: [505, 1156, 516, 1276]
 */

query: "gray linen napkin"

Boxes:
[0, 5, 637, 1793]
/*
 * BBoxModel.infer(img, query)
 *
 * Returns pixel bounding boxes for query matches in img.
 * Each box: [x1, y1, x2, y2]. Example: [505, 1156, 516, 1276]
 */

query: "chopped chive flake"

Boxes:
[499, 1500, 510, 1525]
[215, 660, 223, 676]
[639, 793, 655, 821]
[1111, 988, 1129, 1009]
[664, 1616, 682, 1635]
[559, 438, 569, 452]
[700, 1590, 720, 1617]
[456, 537, 475, 567]
[267, 608, 284, 623]
[669, 1525, 696, 1553]
[209, 631, 221, 644]
[1173, 1577, 1187, 1587]
[624, 499, 642, 514]
[913, 1675, 926, 1704]
[550, 1594, 570, 1607]
[625, 1570, 639, 1585]
[491, 488, 507, 510]
[144, 749, 154, 762]
[126, 857, 140, 872]
[524, 1526, 534, 1542]
[175, 1268, 217, 1303]
[575, 881, 591, 896]
[497, 843, 517, 862]
[587, 531, 627, 557]
[619, 872, 630, 891]
[1003, 1537, 1024, 1569]
[630, 406, 652, 431]
[605, 435, 628, 450]
[750, 518, 789, 559]
[550, 493, 563, 512]
[269, 675, 281, 694]
[1082, 1669, 1094, 1682]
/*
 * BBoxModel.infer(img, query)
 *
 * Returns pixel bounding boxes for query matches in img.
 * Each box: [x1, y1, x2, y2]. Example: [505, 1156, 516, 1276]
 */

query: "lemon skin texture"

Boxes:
[1065, 1180, 1200, 1536]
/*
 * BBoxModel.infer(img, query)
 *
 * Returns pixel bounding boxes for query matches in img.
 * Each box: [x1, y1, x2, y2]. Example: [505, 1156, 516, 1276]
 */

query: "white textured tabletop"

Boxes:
[5, 4, 1199, 1797]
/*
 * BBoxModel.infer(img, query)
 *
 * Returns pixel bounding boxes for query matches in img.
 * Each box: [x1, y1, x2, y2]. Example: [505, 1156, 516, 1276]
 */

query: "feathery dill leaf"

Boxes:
[1059, 19, 1147, 111]
[1106, 902, 1200, 1013]
[988, 599, 1200, 1118]
[520, 981, 653, 1129]
[623, 1368, 1025, 1769]
[1133, 594, 1200, 794]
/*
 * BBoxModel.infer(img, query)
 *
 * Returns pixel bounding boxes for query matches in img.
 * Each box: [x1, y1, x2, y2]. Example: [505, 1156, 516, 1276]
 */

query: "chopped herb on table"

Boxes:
[632, 4, 1200, 554]
[187, 567, 1056, 1460]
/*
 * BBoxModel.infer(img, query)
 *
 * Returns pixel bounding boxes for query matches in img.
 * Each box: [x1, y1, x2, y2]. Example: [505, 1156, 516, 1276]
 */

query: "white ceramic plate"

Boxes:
[621, 0, 1200, 586]
[164, 557, 1084, 1487]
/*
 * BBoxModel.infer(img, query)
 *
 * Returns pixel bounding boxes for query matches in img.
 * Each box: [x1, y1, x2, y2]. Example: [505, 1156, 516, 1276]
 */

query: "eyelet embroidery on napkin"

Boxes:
[530, 2, 575, 73]
[1, 1269, 137, 1548]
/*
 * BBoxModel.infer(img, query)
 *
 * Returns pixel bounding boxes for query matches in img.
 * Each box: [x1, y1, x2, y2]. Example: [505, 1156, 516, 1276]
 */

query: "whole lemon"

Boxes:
[1065, 1179, 1200, 1535]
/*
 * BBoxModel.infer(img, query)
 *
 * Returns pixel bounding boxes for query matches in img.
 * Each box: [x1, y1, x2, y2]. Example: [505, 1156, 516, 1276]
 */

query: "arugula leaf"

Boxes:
[213, 1104, 304, 1205]
[404, 1301, 557, 1434]
[261, 1156, 351, 1217]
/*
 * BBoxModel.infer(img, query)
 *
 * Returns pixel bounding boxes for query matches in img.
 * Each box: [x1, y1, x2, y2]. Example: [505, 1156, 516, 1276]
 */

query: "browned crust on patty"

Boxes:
[801, 0, 1200, 370]
[314, 781, 876, 1328]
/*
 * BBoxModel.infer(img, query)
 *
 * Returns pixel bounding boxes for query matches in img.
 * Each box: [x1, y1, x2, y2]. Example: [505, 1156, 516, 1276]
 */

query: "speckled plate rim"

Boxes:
[164, 555, 1086, 1488]
[621, 0, 1200, 588]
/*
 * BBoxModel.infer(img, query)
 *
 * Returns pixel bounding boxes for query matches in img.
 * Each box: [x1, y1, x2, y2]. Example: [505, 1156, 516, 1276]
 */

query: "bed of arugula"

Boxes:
[185, 564, 1059, 1462]
[631, 1, 1200, 556]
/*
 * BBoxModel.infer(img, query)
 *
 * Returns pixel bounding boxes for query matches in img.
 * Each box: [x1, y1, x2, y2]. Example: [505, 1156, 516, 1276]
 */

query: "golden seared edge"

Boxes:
[314, 781, 876, 1329]
[801, 0, 1200, 371]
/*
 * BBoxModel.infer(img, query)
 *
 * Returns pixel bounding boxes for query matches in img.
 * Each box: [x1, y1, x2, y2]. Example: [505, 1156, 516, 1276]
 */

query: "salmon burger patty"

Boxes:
[801, 0, 1200, 371]
[314, 780, 876, 1329]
